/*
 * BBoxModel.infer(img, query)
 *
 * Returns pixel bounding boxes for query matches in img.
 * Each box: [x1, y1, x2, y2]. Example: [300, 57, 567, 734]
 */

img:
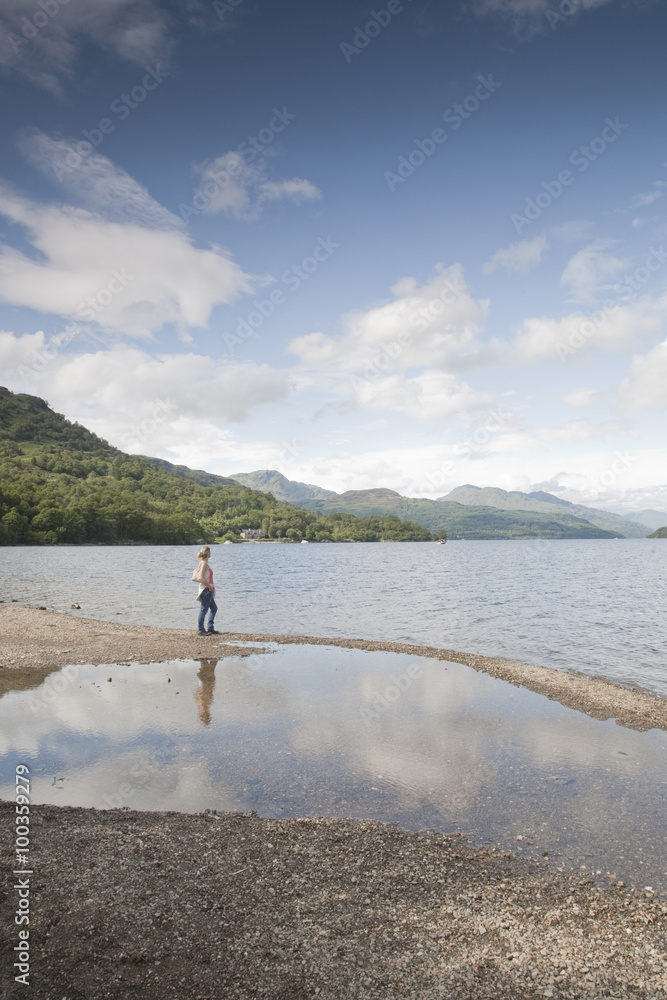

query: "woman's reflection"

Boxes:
[195, 659, 218, 725]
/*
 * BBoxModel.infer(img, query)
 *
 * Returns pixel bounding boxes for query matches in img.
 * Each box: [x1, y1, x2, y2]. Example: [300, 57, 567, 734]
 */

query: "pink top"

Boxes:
[197, 561, 214, 595]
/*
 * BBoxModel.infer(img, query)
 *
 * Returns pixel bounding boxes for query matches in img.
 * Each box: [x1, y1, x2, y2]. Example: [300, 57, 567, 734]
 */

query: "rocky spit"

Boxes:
[2, 606, 667, 732]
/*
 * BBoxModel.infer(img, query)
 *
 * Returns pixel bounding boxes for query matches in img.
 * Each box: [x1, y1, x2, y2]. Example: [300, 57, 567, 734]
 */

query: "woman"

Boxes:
[193, 546, 219, 635]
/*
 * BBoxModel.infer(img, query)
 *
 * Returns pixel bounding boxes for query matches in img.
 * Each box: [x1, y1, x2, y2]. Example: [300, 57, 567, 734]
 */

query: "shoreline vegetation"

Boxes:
[2, 606, 666, 731]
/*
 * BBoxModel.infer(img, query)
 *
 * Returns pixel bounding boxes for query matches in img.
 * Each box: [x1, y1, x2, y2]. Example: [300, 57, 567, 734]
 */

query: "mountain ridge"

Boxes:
[228, 469, 628, 539]
[0, 389, 646, 543]
[623, 509, 667, 532]
[437, 484, 648, 538]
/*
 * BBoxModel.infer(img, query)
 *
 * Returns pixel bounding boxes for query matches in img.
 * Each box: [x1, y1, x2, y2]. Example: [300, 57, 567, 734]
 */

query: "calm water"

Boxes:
[1, 645, 665, 893]
[1, 540, 665, 694]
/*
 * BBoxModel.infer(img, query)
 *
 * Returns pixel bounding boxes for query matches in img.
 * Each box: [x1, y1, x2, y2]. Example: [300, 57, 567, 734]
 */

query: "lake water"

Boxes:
[1, 645, 665, 894]
[1, 540, 666, 695]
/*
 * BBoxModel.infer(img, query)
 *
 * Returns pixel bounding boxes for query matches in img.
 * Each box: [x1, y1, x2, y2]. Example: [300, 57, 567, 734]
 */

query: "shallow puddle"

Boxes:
[1, 644, 666, 893]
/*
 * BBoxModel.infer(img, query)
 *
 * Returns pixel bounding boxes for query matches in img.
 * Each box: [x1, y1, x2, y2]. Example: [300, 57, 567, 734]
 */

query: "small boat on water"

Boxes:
[436, 538, 446, 544]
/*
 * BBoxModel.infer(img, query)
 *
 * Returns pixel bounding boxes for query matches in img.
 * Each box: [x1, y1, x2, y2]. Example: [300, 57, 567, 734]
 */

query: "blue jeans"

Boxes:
[198, 589, 218, 632]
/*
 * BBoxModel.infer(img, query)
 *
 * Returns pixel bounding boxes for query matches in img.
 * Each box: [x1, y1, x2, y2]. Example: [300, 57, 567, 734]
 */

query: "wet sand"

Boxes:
[1, 605, 666, 732]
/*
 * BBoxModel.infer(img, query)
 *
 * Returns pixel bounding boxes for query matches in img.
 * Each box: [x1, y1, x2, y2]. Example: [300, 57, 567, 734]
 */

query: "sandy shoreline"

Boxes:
[1, 803, 665, 1000]
[1, 605, 666, 732]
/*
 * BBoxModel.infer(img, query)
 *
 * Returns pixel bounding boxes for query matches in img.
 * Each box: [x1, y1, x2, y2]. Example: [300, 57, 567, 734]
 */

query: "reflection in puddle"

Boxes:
[194, 659, 217, 726]
[0, 645, 666, 893]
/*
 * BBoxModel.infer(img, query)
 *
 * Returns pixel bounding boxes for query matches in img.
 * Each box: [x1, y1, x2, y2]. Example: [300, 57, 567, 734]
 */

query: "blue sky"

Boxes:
[0, 0, 665, 512]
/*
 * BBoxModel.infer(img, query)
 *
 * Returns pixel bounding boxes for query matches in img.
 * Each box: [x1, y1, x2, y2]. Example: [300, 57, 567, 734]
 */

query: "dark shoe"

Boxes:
[197, 629, 208, 636]
[207, 628, 221, 635]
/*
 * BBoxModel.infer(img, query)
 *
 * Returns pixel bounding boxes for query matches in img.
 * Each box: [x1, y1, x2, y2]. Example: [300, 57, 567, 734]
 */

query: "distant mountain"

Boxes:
[526, 490, 572, 507]
[439, 484, 648, 538]
[648, 527, 667, 538]
[229, 472, 621, 539]
[624, 509, 667, 532]
[229, 469, 339, 504]
[138, 455, 242, 489]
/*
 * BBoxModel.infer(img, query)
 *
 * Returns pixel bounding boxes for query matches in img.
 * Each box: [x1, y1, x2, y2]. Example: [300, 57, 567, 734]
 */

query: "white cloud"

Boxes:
[351, 370, 494, 422]
[260, 178, 322, 204]
[619, 340, 667, 411]
[261, 441, 667, 504]
[289, 264, 493, 374]
[0, 185, 250, 340]
[630, 190, 663, 209]
[471, 0, 613, 35]
[625, 182, 666, 211]
[538, 419, 632, 443]
[560, 241, 627, 304]
[0, 0, 175, 96]
[19, 131, 181, 229]
[562, 387, 602, 407]
[513, 296, 665, 362]
[0, 329, 49, 370]
[483, 234, 548, 274]
[193, 152, 322, 222]
[2, 338, 289, 426]
[527, 456, 666, 510]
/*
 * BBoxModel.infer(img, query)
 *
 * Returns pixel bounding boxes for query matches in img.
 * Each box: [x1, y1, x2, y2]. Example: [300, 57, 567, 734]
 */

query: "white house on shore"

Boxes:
[240, 529, 265, 540]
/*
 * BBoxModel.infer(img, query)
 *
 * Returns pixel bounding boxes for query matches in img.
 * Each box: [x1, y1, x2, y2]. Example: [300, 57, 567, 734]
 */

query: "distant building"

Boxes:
[240, 528, 265, 540]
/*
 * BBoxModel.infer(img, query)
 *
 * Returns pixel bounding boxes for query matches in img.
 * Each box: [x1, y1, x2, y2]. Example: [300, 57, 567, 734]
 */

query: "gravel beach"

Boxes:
[1, 803, 666, 1000]
[1, 604, 666, 998]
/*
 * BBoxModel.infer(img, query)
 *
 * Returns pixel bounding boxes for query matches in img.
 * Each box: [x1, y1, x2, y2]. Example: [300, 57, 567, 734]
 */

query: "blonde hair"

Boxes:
[197, 546, 211, 559]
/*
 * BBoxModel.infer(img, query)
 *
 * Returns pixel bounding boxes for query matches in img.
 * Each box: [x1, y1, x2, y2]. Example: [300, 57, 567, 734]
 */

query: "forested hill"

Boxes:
[0, 388, 433, 545]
